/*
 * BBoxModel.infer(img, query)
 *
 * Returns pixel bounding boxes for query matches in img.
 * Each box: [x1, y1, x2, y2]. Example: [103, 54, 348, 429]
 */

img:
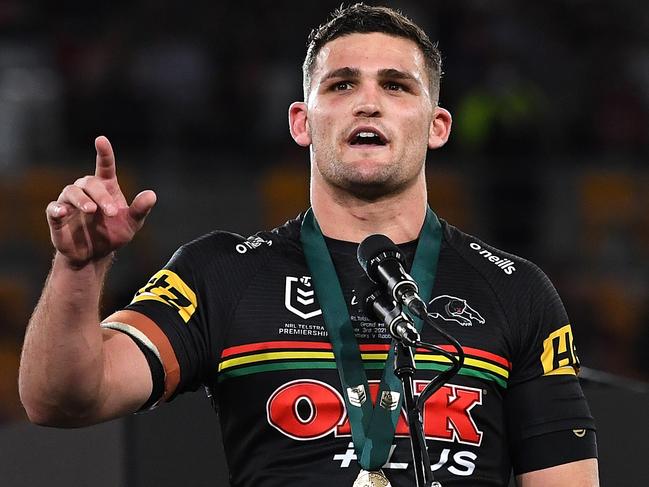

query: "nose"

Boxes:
[352, 83, 382, 118]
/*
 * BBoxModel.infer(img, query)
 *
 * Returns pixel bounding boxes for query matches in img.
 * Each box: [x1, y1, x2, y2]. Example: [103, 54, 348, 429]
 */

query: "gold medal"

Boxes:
[352, 469, 391, 487]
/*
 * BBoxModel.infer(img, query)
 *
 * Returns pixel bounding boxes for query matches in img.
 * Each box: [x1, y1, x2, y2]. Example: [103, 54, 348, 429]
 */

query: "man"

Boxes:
[19, 4, 599, 486]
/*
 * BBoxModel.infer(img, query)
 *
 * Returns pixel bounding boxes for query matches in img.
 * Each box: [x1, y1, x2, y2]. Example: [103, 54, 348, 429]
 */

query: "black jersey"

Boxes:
[103, 215, 596, 486]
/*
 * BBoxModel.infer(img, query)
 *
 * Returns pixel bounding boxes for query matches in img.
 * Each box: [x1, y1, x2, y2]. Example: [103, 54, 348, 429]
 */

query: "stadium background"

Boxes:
[0, 0, 647, 485]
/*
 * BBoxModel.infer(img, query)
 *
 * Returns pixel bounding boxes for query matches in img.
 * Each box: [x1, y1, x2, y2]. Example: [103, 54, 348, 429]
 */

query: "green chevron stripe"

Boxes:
[217, 360, 507, 388]
[415, 362, 507, 389]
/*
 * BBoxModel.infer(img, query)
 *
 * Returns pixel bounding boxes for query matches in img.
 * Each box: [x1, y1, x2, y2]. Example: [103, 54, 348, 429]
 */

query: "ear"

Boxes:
[428, 107, 452, 150]
[288, 102, 311, 147]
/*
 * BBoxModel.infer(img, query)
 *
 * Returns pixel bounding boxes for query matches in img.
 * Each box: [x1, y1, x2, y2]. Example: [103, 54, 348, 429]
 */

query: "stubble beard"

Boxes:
[313, 147, 415, 202]
[309, 124, 427, 201]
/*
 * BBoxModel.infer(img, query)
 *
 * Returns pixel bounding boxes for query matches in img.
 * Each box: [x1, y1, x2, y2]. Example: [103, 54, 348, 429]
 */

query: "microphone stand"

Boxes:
[358, 236, 462, 486]
[367, 290, 448, 487]
[395, 298, 463, 487]
[393, 340, 434, 487]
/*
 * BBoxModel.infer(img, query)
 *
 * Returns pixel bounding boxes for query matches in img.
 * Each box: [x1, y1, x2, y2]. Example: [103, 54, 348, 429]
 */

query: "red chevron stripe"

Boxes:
[221, 340, 332, 358]
[220, 340, 510, 369]
[432, 344, 511, 369]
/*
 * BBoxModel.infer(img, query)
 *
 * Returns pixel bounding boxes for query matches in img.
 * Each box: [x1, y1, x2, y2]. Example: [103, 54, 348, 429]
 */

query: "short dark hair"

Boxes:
[303, 3, 442, 103]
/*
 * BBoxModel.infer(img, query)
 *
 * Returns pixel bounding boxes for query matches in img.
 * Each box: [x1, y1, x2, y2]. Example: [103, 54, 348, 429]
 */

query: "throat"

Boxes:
[310, 165, 429, 243]
[312, 199, 427, 244]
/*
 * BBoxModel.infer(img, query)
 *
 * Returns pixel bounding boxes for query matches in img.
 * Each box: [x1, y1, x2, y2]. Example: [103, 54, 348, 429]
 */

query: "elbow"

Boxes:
[21, 402, 97, 428]
[22, 405, 59, 427]
[18, 362, 105, 428]
[18, 382, 44, 425]
[19, 391, 64, 427]
[19, 386, 96, 428]
[18, 367, 52, 426]
[18, 378, 52, 426]
[19, 393, 61, 427]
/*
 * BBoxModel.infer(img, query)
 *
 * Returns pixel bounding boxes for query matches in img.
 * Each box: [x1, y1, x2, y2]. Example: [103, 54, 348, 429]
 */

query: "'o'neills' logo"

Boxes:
[235, 235, 272, 254]
[469, 242, 516, 275]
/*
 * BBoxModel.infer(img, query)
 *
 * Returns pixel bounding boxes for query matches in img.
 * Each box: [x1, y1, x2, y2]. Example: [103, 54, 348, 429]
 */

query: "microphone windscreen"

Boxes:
[357, 234, 400, 274]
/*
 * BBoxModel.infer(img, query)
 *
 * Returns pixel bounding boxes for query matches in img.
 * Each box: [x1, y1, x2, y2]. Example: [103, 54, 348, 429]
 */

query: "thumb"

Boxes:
[128, 189, 157, 224]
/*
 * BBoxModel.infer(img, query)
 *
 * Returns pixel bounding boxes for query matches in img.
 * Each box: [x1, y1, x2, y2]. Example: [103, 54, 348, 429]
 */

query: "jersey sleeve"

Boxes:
[102, 241, 212, 405]
[509, 264, 580, 382]
[505, 263, 597, 474]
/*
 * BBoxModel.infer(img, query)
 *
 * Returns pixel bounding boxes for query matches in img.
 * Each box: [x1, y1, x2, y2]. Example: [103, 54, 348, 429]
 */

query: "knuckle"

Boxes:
[74, 175, 93, 187]
[60, 185, 87, 205]
[46, 201, 67, 220]
[60, 184, 76, 197]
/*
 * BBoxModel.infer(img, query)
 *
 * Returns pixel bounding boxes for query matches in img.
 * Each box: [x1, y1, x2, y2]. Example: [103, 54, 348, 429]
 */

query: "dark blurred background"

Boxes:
[0, 0, 648, 484]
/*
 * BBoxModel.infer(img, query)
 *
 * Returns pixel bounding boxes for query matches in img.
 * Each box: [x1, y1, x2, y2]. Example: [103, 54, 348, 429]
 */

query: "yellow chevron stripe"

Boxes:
[219, 350, 509, 379]
[414, 354, 510, 379]
[219, 351, 335, 371]
[360, 353, 389, 361]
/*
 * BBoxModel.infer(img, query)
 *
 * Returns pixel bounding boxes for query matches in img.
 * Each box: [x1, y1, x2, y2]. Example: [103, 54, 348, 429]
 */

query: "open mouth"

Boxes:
[348, 128, 388, 147]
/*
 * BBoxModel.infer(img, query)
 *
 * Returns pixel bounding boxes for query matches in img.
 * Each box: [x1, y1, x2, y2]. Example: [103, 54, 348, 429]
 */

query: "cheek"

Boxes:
[309, 111, 339, 143]
[397, 112, 432, 163]
[310, 97, 349, 132]
[401, 113, 431, 145]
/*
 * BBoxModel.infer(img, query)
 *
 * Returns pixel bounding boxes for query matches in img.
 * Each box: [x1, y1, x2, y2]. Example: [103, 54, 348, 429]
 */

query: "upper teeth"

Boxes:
[358, 132, 377, 138]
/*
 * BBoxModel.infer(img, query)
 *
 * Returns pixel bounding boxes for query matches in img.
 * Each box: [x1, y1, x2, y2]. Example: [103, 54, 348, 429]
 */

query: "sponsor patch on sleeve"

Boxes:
[540, 324, 579, 376]
[131, 270, 197, 323]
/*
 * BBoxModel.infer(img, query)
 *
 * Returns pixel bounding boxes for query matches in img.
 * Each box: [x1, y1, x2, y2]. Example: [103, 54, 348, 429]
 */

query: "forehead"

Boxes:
[312, 32, 428, 82]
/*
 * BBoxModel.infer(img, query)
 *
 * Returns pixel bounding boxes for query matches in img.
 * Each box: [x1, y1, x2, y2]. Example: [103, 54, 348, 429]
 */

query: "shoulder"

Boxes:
[440, 221, 572, 365]
[169, 215, 304, 267]
[440, 219, 551, 290]
[439, 220, 565, 325]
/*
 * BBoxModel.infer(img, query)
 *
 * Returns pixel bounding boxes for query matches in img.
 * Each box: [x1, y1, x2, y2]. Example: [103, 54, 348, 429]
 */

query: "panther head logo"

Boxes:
[428, 295, 485, 327]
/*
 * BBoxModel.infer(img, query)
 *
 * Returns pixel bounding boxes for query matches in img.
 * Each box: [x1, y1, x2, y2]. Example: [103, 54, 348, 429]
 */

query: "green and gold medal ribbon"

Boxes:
[300, 207, 442, 470]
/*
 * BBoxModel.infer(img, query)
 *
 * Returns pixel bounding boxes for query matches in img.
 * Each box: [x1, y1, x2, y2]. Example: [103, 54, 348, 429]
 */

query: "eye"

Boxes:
[332, 81, 353, 91]
[385, 82, 405, 91]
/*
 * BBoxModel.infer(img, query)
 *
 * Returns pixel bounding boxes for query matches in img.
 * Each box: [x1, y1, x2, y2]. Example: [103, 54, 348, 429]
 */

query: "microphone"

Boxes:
[357, 234, 427, 318]
[366, 290, 419, 347]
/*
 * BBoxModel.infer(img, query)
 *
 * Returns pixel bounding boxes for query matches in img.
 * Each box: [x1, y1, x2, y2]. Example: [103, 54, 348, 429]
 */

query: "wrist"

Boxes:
[53, 251, 115, 274]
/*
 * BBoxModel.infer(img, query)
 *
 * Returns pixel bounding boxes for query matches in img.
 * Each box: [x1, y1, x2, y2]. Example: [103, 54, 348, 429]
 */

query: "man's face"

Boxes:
[296, 32, 443, 199]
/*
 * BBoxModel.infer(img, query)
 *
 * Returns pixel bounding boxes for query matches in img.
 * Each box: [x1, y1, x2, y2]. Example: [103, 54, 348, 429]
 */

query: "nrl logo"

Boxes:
[379, 390, 400, 411]
[347, 385, 367, 407]
[428, 295, 485, 327]
[284, 276, 322, 320]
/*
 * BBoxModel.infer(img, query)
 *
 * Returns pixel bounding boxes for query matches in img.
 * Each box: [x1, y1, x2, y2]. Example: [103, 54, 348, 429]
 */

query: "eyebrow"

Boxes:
[377, 68, 418, 83]
[320, 67, 420, 84]
[321, 67, 361, 82]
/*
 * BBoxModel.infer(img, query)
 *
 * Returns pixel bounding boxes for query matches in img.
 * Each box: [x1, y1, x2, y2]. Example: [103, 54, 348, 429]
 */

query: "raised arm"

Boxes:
[19, 136, 158, 427]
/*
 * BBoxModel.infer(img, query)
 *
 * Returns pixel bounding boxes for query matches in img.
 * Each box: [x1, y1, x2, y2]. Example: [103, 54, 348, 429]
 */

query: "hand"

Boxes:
[46, 136, 157, 267]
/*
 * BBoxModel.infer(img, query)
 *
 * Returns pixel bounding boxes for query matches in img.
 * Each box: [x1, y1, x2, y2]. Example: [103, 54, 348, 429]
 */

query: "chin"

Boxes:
[342, 156, 394, 178]
[344, 182, 400, 201]
[336, 173, 403, 201]
[316, 155, 403, 197]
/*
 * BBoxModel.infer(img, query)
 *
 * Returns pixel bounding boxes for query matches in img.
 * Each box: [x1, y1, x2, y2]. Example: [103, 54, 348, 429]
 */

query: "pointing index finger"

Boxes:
[95, 135, 117, 180]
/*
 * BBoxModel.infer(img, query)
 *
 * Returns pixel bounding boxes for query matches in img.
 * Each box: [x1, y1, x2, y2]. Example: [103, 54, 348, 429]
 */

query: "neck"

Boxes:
[310, 173, 428, 244]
